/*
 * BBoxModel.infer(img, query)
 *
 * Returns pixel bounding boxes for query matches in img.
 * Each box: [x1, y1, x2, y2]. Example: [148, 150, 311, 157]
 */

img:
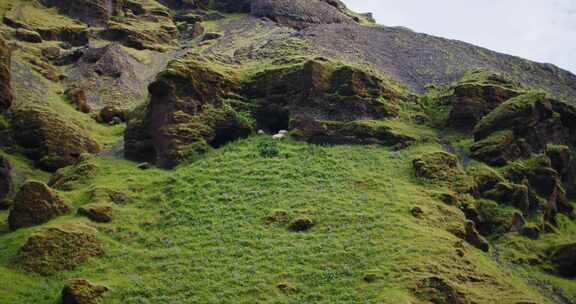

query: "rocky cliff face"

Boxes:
[1, 1, 576, 303]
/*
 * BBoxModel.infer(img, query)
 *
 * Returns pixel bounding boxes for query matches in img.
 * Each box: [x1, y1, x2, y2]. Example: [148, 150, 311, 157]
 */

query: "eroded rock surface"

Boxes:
[8, 181, 70, 230]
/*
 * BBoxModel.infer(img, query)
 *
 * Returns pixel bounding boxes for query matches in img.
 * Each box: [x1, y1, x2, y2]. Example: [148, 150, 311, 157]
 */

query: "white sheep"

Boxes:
[278, 130, 288, 135]
[272, 133, 285, 140]
[258, 130, 265, 135]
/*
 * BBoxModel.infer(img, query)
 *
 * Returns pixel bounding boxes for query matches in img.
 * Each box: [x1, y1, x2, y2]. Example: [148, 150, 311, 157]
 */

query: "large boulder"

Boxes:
[0, 156, 12, 208]
[0, 37, 12, 112]
[17, 224, 104, 275]
[446, 70, 522, 131]
[125, 56, 252, 168]
[8, 181, 71, 230]
[62, 278, 109, 304]
[10, 108, 101, 171]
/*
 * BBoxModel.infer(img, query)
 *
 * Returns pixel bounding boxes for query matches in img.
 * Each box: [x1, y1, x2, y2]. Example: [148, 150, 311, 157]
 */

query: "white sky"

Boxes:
[343, 0, 576, 74]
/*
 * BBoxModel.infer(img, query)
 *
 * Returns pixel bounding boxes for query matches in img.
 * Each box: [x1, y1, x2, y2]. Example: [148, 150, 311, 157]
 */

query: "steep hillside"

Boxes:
[0, 0, 575, 303]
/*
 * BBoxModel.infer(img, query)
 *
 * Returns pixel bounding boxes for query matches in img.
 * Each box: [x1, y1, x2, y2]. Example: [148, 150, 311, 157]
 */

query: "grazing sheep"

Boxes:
[278, 130, 288, 135]
[272, 133, 285, 140]
[258, 130, 265, 135]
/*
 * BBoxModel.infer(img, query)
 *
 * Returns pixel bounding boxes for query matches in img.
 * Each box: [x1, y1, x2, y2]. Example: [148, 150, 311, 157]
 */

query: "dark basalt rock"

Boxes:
[78, 204, 113, 223]
[0, 37, 13, 112]
[8, 181, 71, 230]
[36, 27, 90, 47]
[17, 224, 104, 275]
[15, 28, 43, 43]
[62, 278, 109, 304]
[10, 108, 101, 171]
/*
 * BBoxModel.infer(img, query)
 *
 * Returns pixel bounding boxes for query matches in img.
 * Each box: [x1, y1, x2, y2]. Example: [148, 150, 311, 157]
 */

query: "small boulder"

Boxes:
[288, 217, 315, 232]
[62, 278, 109, 304]
[549, 243, 576, 278]
[413, 152, 461, 182]
[66, 88, 91, 113]
[15, 28, 43, 43]
[8, 181, 71, 230]
[410, 207, 424, 218]
[78, 204, 113, 223]
[98, 105, 128, 124]
[17, 224, 104, 275]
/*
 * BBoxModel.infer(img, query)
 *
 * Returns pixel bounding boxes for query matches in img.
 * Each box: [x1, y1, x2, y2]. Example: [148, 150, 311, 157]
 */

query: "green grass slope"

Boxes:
[0, 136, 566, 303]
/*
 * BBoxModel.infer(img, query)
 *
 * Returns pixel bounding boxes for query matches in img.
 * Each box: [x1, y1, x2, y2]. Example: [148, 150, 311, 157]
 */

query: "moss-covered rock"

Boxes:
[78, 204, 113, 223]
[548, 243, 576, 278]
[447, 70, 522, 131]
[8, 181, 71, 230]
[40, 0, 125, 26]
[17, 224, 104, 275]
[10, 108, 101, 171]
[62, 278, 109, 304]
[412, 152, 461, 182]
[471, 93, 576, 165]
[288, 216, 315, 232]
[49, 154, 98, 191]
[125, 56, 253, 168]
[0, 37, 13, 112]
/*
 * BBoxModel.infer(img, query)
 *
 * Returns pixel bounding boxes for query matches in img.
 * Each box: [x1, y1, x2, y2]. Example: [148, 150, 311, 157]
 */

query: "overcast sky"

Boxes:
[343, 0, 576, 74]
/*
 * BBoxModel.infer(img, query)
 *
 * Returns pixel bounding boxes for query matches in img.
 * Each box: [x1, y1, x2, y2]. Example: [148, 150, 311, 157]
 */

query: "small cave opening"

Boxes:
[210, 127, 252, 149]
[255, 106, 290, 134]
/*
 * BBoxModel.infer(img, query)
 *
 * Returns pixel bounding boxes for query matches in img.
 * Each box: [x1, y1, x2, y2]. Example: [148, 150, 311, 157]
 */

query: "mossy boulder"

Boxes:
[463, 221, 490, 252]
[413, 152, 461, 182]
[49, 154, 98, 191]
[11, 108, 101, 171]
[17, 224, 104, 275]
[447, 70, 522, 131]
[0, 156, 12, 209]
[0, 37, 13, 112]
[8, 181, 71, 230]
[288, 217, 315, 232]
[78, 204, 113, 223]
[62, 278, 109, 304]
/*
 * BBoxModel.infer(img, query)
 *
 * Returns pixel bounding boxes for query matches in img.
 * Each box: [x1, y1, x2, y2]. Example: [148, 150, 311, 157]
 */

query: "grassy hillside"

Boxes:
[2, 135, 571, 303]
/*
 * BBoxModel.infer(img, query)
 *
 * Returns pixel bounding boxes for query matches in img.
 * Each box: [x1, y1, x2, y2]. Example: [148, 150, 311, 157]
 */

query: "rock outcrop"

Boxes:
[0, 37, 12, 112]
[251, 0, 357, 29]
[78, 204, 113, 223]
[413, 152, 461, 182]
[17, 224, 104, 275]
[39, 0, 125, 26]
[62, 278, 109, 304]
[8, 181, 71, 230]
[49, 154, 98, 191]
[446, 70, 522, 131]
[471, 93, 576, 166]
[125, 56, 252, 168]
